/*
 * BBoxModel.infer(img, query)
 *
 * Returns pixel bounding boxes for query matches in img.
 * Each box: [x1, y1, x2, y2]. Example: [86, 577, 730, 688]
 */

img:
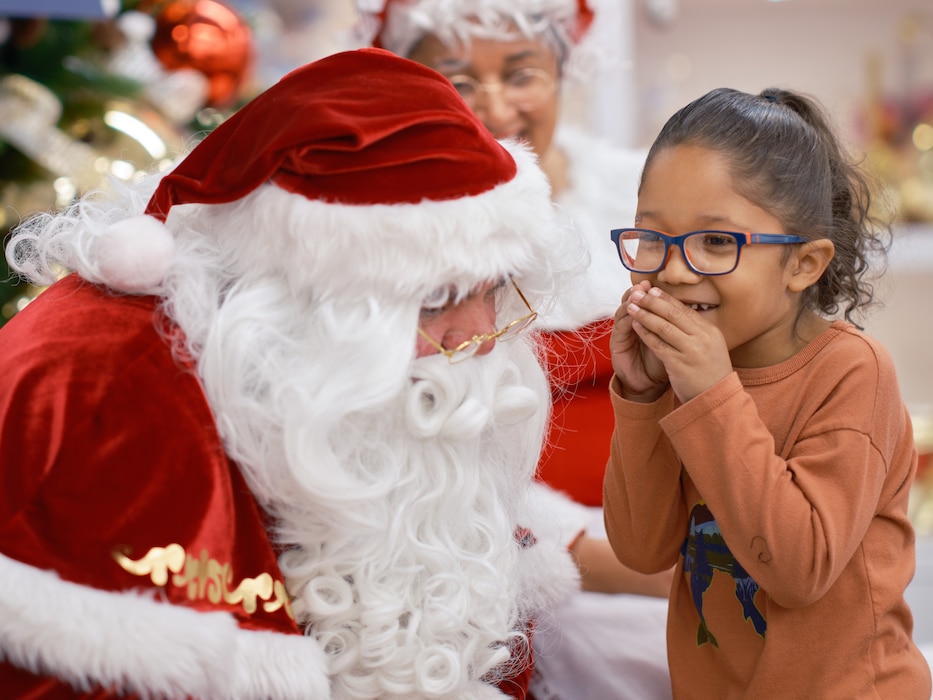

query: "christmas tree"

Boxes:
[0, 0, 253, 325]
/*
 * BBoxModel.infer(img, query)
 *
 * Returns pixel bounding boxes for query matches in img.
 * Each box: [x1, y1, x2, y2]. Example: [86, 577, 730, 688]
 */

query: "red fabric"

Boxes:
[572, 0, 596, 42]
[495, 618, 536, 699]
[537, 318, 615, 506]
[145, 48, 515, 221]
[0, 664, 131, 699]
[498, 659, 534, 699]
[0, 274, 300, 696]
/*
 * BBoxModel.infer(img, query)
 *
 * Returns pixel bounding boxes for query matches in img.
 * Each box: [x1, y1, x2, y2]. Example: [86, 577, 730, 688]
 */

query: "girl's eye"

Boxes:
[640, 231, 664, 245]
[700, 233, 738, 249]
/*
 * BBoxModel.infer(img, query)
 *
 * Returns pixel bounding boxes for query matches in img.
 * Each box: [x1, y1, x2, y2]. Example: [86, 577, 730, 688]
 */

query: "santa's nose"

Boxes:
[439, 294, 498, 356]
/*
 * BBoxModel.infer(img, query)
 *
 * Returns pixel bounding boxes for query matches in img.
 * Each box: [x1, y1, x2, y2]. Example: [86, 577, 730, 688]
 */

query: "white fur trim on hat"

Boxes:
[173, 139, 575, 304]
[95, 214, 175, 294]
[0, 552, 329, 698]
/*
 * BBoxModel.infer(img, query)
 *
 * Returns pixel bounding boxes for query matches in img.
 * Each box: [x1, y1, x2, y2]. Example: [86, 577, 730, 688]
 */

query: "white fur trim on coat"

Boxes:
[526, 481, 589, 551]
[0, 553, 330, 698]
[517, 484, 583, 615]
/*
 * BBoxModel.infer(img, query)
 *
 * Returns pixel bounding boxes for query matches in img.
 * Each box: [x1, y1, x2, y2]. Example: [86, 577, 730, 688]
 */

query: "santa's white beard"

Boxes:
[274, 346, 549, 699]
[183, 278, 557, 698]
[142, 208, 580, 697]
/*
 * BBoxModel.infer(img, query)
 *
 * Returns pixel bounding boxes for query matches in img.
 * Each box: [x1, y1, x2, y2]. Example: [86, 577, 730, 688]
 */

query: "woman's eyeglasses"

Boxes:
[610, 228, 807, 276]
[446, 68, 556, 111]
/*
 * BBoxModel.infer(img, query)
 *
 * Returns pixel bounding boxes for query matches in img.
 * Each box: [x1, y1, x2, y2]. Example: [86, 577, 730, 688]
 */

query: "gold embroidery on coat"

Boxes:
[112, 544, 294, 619]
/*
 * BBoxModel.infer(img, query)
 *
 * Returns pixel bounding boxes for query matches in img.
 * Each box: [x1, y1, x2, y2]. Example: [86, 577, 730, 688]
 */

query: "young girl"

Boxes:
[361, 3, 673, 698]
[603, 86, 932, 698]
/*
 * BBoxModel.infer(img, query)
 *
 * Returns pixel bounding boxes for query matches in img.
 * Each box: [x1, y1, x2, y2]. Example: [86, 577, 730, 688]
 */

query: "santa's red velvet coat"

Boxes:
[0, 274, 538, 698]
[0, 274, 328, 697]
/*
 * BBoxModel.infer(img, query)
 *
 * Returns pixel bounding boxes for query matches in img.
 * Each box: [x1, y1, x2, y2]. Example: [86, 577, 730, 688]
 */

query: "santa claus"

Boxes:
[0, 48, 583, 698]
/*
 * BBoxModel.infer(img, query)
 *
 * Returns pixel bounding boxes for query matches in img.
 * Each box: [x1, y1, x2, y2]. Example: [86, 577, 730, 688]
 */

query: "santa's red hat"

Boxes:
[105, 47, 556, 295]
[145, 48, 517, 218]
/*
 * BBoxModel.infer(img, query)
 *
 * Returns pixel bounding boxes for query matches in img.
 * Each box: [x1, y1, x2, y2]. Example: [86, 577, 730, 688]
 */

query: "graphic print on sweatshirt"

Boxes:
[682, 501, 767, 646]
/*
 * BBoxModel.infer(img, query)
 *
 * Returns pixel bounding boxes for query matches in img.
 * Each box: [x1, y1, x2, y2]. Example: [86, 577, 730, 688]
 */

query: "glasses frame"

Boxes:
[609, 228, 808, 276]
[417, 278, 538, 364]
[446, 68, 556, 111]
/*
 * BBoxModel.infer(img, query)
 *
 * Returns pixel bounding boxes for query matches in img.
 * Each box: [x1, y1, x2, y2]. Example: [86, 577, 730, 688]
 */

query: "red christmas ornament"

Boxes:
[150, 0, 253, 108]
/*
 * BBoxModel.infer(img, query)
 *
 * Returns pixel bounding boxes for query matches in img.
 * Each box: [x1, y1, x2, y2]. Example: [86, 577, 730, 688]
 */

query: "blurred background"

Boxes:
[1, 0, 931, 640]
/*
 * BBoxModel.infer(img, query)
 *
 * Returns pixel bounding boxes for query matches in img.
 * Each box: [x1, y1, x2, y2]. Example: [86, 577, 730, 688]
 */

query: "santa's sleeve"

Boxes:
[514, 482, 583, 616]
[489, 485, 582, 699]
[0, 279, 330, 698]
[0, 552, 330, 698]
[526, 480, 589, 550]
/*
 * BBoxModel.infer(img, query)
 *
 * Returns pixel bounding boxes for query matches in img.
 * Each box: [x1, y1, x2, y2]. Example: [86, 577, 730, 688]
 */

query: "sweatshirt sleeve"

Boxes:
[603, 376, 690, 574]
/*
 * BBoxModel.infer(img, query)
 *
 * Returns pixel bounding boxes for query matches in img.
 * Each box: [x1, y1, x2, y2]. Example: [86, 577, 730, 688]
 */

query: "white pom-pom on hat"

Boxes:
[95, 214, 175, 293]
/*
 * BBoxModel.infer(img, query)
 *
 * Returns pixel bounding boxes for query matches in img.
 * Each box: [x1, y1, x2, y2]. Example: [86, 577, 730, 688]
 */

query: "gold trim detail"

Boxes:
[112, 544, 294, 620]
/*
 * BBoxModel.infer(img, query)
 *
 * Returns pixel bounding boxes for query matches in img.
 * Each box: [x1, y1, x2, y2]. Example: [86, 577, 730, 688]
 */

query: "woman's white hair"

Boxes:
[356, 0, 596, 76]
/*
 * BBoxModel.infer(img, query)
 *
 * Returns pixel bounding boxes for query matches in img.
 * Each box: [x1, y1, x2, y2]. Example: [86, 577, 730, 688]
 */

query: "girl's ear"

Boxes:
[787, 239, 835, 292]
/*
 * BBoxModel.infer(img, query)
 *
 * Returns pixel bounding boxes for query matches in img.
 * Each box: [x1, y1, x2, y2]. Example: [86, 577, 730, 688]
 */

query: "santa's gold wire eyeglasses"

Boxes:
[417, 278, 537, 364]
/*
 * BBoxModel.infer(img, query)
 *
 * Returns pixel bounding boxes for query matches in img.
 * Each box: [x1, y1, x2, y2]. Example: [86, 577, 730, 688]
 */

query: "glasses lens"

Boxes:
[619, 230, 665, 273]
[449, 76, 480, 108]
[497, 313, 537, 342]
[684, 231, 740, 274]
[503, 68, 554, 109]
[448, 339, 483, 364]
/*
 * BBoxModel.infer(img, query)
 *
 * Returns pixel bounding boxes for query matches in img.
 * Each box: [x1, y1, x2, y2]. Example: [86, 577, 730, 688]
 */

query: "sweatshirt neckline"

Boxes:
[735, 320, 850, 386]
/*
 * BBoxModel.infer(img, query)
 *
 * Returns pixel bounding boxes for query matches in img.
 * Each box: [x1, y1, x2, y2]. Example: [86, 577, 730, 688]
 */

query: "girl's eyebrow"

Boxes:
[635, 212, 747, 230]
[694, 216, 751, 232]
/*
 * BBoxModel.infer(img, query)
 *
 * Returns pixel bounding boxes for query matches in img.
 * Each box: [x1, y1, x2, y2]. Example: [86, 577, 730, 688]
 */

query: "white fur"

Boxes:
[524, 481, 590, 551]
[515, 520, 581, 618]
[0, 552, 329, 698]
[95, 214, 176, 293]
[166, 140, 576, 307]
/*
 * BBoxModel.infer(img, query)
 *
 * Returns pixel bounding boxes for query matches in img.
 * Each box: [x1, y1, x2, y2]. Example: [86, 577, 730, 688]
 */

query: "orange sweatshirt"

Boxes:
[604, 320, 932, 698]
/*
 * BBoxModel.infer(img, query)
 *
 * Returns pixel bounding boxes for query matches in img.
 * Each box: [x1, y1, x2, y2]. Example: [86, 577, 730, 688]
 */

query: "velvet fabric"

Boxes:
[0, 274, 301, 695]
[145, 47, 516, 221]
[537, 318, 615, 506]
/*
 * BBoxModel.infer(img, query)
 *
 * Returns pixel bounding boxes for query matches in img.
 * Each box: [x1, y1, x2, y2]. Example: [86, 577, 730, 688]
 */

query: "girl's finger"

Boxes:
[629, 301, 689, 352]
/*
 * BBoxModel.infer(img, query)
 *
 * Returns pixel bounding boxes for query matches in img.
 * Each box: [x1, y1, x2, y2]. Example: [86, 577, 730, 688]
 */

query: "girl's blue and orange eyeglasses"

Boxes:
[610, 228, 807, 276]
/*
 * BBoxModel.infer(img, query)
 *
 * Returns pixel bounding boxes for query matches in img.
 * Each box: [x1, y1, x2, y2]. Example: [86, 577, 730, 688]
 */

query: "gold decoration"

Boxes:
[112, 543, 294, 619]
